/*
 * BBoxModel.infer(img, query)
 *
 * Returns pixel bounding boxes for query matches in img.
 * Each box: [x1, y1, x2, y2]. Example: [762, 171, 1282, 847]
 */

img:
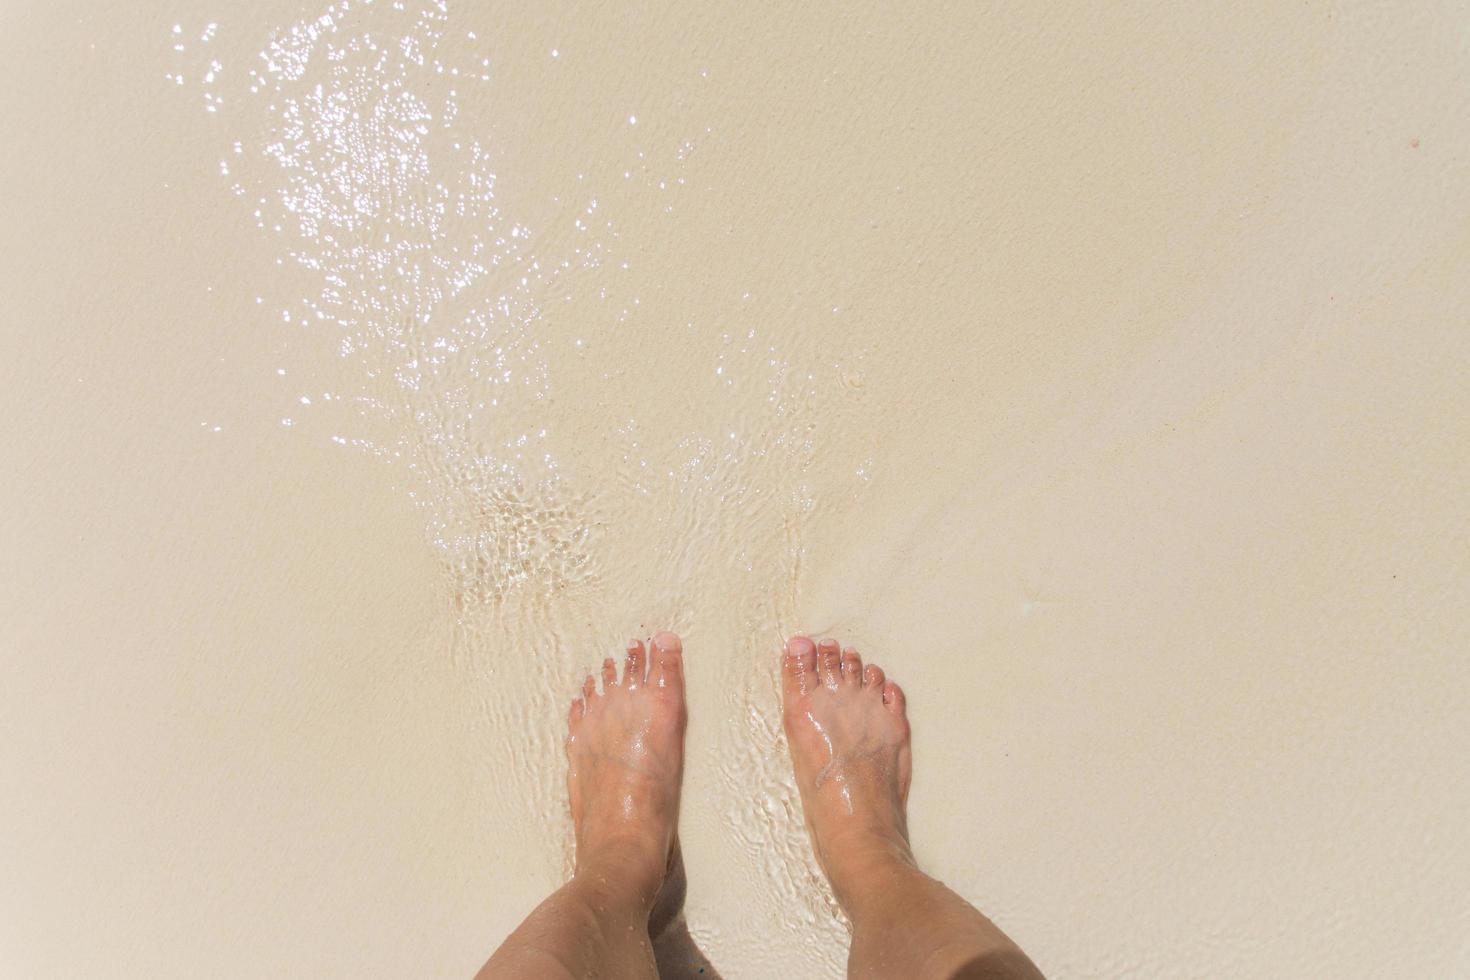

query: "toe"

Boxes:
[840, 647, 863, 687]
[582, 674, 597, 702]
[882, 679, 907, 716]
[624, 639, 647, 688]
[782, 635, 818, 697]
[863, 663, 886, 691]
[601, 656, 618, 691]
[817, 639, 842, 689]
[648, 631, 684, 691]
[568, 697, 585, 728]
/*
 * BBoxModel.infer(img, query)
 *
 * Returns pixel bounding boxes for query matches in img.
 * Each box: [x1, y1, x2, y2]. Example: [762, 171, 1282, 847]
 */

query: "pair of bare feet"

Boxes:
[481, 631, 1042, 979]
[565, 631, 912, 929]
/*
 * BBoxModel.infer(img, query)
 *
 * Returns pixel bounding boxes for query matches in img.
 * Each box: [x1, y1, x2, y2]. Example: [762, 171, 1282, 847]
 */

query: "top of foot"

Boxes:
[781, 635, 914, 906]
[565, 630, 687, 904]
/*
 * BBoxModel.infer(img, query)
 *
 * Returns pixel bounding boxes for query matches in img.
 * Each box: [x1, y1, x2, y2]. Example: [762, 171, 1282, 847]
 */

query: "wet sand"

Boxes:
[2, 2, 1468, 976]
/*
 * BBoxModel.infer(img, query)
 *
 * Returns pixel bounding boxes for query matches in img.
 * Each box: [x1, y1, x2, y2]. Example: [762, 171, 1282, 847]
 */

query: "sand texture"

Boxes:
[2, 1, 1468, 976]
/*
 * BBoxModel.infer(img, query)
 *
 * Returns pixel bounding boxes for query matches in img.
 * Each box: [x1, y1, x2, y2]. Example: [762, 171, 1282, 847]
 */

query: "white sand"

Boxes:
[2, 2, 1467, 976]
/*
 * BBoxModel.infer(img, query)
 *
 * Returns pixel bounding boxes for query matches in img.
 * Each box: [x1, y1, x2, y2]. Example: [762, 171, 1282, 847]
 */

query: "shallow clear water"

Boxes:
[175, 2, 885, 968]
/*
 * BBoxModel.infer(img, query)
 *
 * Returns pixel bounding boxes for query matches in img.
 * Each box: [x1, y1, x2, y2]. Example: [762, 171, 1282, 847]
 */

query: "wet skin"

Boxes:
[478, 632, 1043, 980]
[477, 631, 712, 980]
[779, 635, 915, 906]
[565, 632, 688, 903]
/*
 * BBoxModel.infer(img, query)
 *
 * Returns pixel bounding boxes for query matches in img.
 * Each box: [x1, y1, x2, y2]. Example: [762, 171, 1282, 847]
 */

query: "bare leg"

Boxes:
[780, 636, 1045, 980]
[477, 633, 690, 980]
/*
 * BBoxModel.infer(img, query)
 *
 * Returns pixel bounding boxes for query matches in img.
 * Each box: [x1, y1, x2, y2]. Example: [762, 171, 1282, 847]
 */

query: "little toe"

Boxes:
[783, 636, 818, 698]
[624, 639, 648, 688]
[648, 631, 685, 692]
[882, 679, 907, 716]
[568, 697, 585, 728]
[840, 647, 863, 687]
[817, 639, 843, 689]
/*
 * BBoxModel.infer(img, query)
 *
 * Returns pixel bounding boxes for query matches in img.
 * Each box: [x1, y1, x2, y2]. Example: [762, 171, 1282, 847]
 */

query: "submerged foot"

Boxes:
[780, 635, 914, 911]
[566, 631, 687, 906]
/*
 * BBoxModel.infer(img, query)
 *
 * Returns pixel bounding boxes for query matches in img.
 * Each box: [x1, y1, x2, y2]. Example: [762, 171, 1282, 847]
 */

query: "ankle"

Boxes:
[818, 826, 922, 917]
[572, 846, 667, 911]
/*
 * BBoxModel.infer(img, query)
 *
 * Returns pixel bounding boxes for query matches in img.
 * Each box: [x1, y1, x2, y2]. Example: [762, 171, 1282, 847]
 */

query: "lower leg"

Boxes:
[476, 855, 658, 980]
[477, 633, 692, 980]
[840, 845, 1041, 979]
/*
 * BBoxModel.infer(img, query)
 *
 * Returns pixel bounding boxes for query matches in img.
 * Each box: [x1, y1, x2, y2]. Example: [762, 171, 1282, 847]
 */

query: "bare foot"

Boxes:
[780, 635, 915, 911]
[566, 631, 687, 906]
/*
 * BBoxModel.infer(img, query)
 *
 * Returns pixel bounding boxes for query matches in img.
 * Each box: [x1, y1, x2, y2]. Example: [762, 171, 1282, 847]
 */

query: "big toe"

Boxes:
[782, 635, 818, 698]
[648, 631, 685, 692]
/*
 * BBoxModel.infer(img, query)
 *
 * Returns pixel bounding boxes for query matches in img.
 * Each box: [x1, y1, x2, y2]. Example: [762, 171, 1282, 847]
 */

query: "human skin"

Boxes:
[780, 634, 1044, 979]
[475, 631, 1043, 979]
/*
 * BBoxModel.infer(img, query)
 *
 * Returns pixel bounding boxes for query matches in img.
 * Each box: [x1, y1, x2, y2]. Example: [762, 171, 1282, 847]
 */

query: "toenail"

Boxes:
[787, 636, 815, 656]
